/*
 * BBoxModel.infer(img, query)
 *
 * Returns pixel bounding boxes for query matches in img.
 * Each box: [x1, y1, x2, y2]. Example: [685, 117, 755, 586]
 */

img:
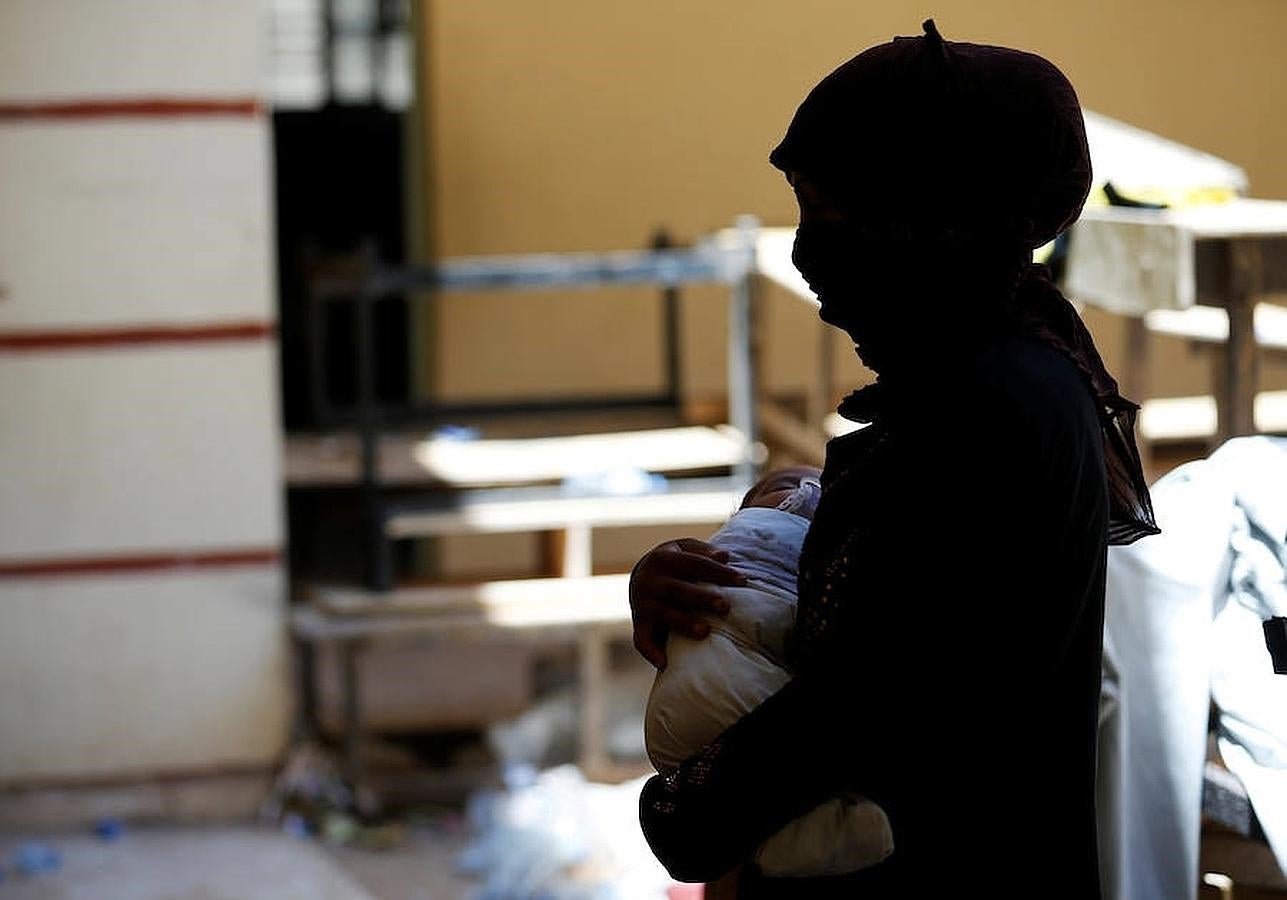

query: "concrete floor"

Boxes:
[0, 826, 475, 900]
[324, 828, 474, 900]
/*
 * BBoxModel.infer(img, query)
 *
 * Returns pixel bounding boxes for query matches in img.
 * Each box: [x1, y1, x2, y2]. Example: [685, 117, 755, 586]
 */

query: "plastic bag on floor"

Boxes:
[457, 765, 674, 900]
[487, 673, 651, 772]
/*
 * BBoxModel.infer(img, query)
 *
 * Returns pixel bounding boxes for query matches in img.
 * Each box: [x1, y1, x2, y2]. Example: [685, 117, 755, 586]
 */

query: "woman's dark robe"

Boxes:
[640, 333, 1110, 898]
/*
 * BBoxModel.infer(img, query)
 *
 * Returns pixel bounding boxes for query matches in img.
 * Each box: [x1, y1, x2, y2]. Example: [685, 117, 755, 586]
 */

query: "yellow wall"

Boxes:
[421, 0, 1287, 404]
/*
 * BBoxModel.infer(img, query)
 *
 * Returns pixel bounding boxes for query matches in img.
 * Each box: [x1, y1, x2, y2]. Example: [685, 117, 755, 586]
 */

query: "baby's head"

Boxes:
[740, 466, 823, 520]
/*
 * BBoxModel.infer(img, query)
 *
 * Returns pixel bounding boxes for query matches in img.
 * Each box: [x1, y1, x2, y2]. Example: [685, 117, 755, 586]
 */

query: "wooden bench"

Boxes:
[1143, 302, 1287, 352]
[379, 476, 741, 578]
[294, 472, 744, 785]
[285, 424, 749, 487]
[1136, 390, 1287, 443]
[293, 575, 639, 784]
[1110, 303, 1287, 447]
[289, 233, 764, 790]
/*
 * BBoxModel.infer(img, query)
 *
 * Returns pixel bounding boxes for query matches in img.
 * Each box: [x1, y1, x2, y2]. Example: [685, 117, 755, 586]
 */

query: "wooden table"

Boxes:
[293, 576, 638, 786]
[747, 210, 1287, 456]
[1067, 200, 1287, 443]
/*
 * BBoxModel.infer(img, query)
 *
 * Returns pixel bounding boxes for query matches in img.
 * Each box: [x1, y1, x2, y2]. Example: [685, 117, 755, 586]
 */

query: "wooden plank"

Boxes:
[1066, 209, 1287, 316]
[538, 526, 595, 578]
[312, 574, 631, 618]
[384, 484, 736, 538]
[1140, 395, 1219, 443]
[312, 641, 532, 733]
[539, 529, 567, 577]
[1077, 201, 1287, 242]
[292, 603, 633, 643]
[1136, 390, 1287, 442]
[410, 425, 747, 486]
[562, 525, 592, 578]
[1145, 303, 1287, 351]
[1121, 316, 1151, 401]
[285, 425, 747, 486]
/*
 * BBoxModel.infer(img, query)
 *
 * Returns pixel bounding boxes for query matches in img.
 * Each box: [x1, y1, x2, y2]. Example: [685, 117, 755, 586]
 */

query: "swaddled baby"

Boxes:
[644, 467, 893, 878]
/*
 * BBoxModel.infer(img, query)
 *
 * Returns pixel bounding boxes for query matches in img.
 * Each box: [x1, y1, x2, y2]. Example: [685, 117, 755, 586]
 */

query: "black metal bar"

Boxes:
[375, 0, 393, 100]
[290, 633, 319, 743]
[370, 505, 395, 592]
[307, 391, 681, 430]
[380, 474, 744, 518]
[306, 238, 755, 429]
[317, 227, 761, 594]
[653, 230, 684, 409]
[303, 251, 332, 428]
[727, 218, 761, 488]
[382, 392, 678, 422]
[310, 245, 748, 300]
[355, 271, 387, 590]
[341, 640, 363, 787]
[322, 0, 336, 106]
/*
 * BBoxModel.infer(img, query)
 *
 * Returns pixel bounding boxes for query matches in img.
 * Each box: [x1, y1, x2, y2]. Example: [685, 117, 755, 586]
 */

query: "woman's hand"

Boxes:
[629, 538, 745, 669]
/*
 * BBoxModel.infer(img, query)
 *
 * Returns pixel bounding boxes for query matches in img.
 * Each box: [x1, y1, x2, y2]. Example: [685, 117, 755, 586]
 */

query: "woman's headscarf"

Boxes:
[772, 20, 1158, 545]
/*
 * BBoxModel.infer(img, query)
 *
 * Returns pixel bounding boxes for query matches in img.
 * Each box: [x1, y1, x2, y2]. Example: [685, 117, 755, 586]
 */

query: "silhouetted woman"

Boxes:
[629, 21, 1157, 899]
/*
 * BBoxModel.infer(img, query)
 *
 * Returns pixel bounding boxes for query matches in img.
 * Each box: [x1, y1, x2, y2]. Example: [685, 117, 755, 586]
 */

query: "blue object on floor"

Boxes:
[283, 813, 312, 839]
[94, 817, 126, 841]
[14, 842, 62, 876]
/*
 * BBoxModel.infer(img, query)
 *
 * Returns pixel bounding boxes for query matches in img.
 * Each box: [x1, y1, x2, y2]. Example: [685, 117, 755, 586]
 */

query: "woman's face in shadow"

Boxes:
[788, 172, 900, 363]
[790, 175, 848, 325]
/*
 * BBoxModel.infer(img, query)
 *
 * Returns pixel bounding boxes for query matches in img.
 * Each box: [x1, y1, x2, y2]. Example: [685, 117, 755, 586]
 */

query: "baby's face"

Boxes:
[741, 466, 822, 516]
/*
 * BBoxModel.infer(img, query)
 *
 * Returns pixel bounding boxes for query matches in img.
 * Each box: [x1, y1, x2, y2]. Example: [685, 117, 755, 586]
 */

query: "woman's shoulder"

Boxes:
[970, 335, 1099, 428]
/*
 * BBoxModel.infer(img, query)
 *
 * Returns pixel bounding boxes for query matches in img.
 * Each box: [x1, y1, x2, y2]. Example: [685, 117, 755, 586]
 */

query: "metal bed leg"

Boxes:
[653, 229, 684, 411]
[341, 639, 364, 788]
[355, 276, 390, 592]
[578, 626, 609, 779]
[370, 507, 395, 593]
[291, 634, 319, 743]
[1122, 315, 1152, 473]
[728, 216, 761, 489]
[1216, 240, 1262, 444]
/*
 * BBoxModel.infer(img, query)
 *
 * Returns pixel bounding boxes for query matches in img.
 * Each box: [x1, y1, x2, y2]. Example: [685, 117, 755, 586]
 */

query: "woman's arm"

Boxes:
[639, 660, 883, 882]
[628, 466, 822, 667]
[629, 538, 745, 668]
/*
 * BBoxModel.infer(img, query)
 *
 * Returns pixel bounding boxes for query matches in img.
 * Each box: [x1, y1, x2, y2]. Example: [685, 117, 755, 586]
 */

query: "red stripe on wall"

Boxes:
[0, 549, 281, 579]
[0, 321, 275, 352]
[0, 97, 263, 121]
